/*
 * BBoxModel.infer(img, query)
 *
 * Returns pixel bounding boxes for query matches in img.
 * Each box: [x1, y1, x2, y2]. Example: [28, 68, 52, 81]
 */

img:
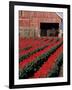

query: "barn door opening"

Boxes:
[40, 23, 59, 37]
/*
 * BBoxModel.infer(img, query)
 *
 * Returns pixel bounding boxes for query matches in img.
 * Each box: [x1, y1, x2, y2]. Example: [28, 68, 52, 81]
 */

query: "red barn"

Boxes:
[19, 11, 62, 38]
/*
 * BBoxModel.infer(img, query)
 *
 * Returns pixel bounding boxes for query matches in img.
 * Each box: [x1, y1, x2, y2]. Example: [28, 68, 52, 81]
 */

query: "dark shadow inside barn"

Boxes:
[40, 23, 59, 37]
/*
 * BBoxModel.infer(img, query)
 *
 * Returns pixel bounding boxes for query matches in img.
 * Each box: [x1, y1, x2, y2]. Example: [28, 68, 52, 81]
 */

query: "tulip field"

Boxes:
[19, 37, 63, 79]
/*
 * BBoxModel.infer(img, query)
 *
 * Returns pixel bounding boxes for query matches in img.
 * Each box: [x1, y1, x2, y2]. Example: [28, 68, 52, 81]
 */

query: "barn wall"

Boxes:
[19, 11, 62, 38]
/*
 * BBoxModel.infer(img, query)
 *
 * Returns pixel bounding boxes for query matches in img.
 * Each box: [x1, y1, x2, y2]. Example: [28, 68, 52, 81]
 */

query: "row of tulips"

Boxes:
[19, 37, 59, 51]
[19, 37, 50, 49]
[19, 38, 50, 53]
[19, 38, 55, 62]
[19, 38, 62, 70]
[33, 45, 63, 78]
[19, 40, 63, 79]
[47, 53, 63, 77]
[19, 38, 53, 55]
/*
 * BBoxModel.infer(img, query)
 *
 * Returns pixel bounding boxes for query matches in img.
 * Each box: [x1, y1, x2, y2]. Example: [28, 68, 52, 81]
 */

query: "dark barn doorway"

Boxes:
[40, 23, 59, 36]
